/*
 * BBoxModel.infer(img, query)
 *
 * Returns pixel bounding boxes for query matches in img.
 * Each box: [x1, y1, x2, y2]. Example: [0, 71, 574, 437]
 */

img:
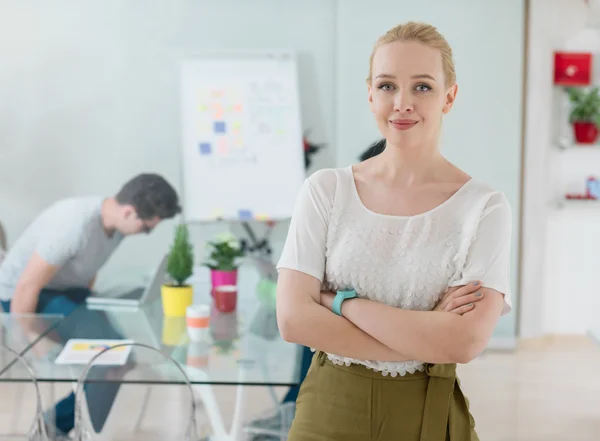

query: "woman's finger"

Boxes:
[437, 281, 480, 310]
[450, 303, 475, 315]
[445, 291, 484, 312]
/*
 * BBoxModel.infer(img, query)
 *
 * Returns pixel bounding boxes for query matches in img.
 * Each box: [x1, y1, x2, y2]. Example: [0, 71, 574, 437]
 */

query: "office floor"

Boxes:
[0, 337, 599, 441]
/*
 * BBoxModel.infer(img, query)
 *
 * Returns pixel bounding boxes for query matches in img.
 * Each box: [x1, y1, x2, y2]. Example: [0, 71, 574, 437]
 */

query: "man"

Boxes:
[0, 173, 181, 439]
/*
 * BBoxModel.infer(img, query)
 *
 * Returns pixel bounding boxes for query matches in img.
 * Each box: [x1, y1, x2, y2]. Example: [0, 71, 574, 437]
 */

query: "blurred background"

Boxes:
[0, 1, 599, 440]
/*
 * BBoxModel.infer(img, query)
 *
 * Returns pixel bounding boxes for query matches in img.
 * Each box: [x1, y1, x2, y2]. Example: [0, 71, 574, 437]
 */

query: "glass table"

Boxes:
[0, 313, 64, 440]
[0, 313, 63, 375]
[2, 263, 301, 440]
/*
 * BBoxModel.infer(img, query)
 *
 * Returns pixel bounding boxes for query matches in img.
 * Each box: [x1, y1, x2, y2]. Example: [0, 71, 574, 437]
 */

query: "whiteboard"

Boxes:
[180, 51, 306, 222]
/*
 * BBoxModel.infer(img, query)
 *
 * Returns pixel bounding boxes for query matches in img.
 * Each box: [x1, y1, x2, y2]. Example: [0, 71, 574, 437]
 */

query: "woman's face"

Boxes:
[368, 40, 457, 149]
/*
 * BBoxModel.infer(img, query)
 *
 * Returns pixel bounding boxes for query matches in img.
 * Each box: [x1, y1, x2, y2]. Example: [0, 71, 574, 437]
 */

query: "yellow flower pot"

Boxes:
[161, 316, 187, 346]
[161, 284, 194, 317]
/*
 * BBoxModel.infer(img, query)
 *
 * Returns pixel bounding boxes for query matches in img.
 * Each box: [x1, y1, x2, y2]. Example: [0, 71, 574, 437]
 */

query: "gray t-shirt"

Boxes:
[0, 197, 123, 301]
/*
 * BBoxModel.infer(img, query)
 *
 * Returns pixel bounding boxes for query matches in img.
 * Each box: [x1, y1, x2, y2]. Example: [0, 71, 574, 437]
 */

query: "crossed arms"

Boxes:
[276, 268, 505, 364]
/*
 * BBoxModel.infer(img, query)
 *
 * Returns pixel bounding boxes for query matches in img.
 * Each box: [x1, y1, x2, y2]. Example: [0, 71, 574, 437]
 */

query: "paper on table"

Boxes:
[55, 339, 134, 366]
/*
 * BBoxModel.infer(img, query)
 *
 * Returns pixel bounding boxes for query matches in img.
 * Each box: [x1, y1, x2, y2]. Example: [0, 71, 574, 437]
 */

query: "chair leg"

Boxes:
[11, 384, 25, 434]
[132, 386, 153, 432]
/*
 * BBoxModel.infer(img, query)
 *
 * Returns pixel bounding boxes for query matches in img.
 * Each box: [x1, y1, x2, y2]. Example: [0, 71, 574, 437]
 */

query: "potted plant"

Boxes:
[566, 86, 600, 144]
[161, 223, 195, 317]
[204, 232, 245, 289]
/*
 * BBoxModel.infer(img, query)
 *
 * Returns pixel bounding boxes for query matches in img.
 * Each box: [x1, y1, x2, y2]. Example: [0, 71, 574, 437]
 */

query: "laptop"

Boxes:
[86, 255, 168, 309]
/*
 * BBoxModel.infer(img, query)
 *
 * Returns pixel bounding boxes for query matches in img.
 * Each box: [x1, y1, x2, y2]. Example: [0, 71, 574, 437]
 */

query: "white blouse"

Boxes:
[277, 166, 512, 377]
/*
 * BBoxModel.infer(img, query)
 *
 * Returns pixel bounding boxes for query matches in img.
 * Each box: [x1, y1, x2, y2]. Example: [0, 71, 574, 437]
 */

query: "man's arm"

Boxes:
[10, 252, 61, 313]
[276, 269, 410, 361]
[331, 287, 505, 364]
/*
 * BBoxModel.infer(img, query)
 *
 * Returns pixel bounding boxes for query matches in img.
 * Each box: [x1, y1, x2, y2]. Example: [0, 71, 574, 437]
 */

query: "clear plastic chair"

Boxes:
[72, 342, 200, 441]
[0, 344, 49, 441]
[244, 402, 294, 440]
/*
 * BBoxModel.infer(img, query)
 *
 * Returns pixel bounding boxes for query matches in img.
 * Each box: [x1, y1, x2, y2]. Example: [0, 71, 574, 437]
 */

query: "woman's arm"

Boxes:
[331, 191, 513, 364]
[322, 288, 505, 364]
[277, 268, 411, 361]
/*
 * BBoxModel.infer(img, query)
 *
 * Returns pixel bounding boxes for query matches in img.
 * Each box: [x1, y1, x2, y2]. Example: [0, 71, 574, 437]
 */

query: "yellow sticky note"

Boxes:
[211, 208, 225, 219]
[255, 213, 270, 221]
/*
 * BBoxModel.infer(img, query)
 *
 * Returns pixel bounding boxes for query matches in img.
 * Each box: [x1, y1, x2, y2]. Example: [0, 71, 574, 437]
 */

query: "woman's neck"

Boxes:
[372, 141, 447, 187]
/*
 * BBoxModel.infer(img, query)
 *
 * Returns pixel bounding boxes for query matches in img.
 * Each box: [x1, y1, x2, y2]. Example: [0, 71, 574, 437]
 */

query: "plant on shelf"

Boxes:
[565, 86, 600, 144]
[161, 223, 195, 317]
[204, 232, 245, 288]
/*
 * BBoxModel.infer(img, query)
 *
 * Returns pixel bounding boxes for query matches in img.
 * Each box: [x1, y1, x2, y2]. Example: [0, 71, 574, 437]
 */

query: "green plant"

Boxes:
[166, 223, 194, 286]
[566, 86, 600, 126]
[204, 232, 245, 271]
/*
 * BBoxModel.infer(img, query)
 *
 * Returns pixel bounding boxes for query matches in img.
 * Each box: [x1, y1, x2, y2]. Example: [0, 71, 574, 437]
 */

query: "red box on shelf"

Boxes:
[554, 52, 592, 86]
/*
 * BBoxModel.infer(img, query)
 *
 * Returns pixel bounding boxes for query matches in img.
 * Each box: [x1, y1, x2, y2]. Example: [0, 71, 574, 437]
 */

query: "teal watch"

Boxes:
[332, 289, 357, 316]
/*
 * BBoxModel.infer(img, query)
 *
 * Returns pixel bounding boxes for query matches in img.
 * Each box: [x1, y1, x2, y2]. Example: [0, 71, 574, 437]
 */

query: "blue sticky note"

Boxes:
[199, 143, 212, 155]
[238, 209, 253, 220]
[214, 121, 226, 133]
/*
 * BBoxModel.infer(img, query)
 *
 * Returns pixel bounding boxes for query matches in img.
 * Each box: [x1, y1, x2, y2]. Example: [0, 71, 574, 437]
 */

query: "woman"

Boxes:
[276, 21, 511, 441]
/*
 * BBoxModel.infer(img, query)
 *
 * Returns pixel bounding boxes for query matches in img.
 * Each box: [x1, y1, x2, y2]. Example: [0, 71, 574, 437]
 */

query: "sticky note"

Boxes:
[199, 143, 212, 155]
[233, 104, 243, 112]
[238, 209, 253, 220]
[255, 213, 270, 221]
[217, 139, 228, 155]
[211, 208, 225, 219]
[199, 104, 208, 112]
[214, 121, 226, 133]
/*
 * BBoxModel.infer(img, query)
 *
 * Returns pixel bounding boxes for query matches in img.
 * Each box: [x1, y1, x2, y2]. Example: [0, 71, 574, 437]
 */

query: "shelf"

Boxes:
[556, 199, 600, 209]
[556, 140, 600, 150]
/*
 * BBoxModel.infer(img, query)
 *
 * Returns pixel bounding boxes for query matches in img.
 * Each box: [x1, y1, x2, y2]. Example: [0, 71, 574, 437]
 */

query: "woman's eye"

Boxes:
[378, 83, 394, 91]
[415, 84, 431, 92]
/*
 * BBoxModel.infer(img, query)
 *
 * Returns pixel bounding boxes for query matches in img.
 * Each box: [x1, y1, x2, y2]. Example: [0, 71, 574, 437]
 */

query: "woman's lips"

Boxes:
[390, 119, 418, 130]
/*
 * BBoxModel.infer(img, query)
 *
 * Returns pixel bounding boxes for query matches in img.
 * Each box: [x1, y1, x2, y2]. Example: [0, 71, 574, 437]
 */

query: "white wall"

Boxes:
[0, 0, 337, 287]
[336, 0, 525, 339]
[522, 0, 600, 336]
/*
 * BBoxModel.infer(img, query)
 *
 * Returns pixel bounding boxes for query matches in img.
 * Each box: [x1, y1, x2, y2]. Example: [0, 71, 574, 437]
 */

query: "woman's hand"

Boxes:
[320, 290, 336, 310]
[321, 281, 484, 316]
[433, 281, 484, 315]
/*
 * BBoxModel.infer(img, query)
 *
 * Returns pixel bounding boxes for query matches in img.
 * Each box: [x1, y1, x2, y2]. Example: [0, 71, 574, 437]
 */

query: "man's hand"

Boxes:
[434, 281, 484, 314]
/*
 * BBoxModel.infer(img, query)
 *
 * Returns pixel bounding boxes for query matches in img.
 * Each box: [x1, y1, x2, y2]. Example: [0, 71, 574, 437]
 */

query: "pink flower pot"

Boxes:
[210, 269, 237, 290]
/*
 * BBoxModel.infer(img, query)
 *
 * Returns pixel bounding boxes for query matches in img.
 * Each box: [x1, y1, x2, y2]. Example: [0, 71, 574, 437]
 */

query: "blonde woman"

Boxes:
[276, 22, 512, 441]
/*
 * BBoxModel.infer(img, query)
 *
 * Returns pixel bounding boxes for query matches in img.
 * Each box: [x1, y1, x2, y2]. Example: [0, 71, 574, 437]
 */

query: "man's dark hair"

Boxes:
[115, 173, 181, 220]
[359, 138, 386, 162]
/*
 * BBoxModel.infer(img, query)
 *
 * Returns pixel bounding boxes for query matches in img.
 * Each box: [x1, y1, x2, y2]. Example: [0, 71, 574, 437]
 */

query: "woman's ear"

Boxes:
[442, 83, 458, 114]
[367, 82, 375, 113]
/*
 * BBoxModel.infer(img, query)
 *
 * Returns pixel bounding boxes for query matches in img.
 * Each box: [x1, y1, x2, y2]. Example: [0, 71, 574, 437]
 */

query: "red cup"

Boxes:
[213, 285, 237, 313]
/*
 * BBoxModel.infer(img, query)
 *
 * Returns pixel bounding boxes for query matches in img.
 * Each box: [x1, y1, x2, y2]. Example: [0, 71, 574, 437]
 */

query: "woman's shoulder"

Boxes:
[451, 179, 512, 227]
[305, 167, 353, 197]
[464, 179, 511, 208]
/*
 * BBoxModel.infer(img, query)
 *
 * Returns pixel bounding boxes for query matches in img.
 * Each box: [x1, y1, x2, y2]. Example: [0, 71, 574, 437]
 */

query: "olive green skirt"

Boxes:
[288, 351, 479, 441]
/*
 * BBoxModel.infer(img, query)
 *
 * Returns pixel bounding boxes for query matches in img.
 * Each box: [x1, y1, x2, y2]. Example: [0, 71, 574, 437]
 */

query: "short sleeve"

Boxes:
[449, 192, 513, 315]
[276, 171, 336, 283]
[36, 218, 83, 267]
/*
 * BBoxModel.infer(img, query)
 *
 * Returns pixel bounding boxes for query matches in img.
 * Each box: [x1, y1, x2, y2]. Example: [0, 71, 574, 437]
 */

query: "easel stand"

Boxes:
[240, 221, 275, 259]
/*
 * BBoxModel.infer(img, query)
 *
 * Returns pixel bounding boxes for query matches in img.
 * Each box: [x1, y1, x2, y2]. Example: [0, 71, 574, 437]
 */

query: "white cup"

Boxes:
[186, 304, 210, 341]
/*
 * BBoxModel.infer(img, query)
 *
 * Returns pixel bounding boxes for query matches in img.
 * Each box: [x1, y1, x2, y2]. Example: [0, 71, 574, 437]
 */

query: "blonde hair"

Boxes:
[366, 22, 456, 87]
